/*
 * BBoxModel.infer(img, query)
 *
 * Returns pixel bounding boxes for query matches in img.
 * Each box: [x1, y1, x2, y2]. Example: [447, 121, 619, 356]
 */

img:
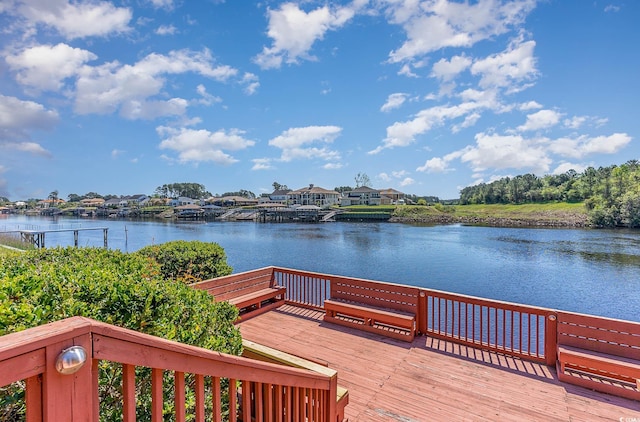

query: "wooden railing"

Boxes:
[268, 267, 558, 364]
[420, 289, 557, 365]
[0, 316, 339, 421]
[273, 267, 331, 310]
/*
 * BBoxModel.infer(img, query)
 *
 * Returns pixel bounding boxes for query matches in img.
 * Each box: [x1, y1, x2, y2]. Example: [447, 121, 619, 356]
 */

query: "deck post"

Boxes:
[544, 313, 558, 366]
[103, 228, 108, 248]
[74, 231, 79, 247]
[43, 333, 94, 421]
[417, 290, 427, 335]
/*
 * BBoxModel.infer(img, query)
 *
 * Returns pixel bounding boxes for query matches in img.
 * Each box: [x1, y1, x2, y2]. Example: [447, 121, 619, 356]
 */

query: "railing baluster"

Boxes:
[229, 378, 237, 422]
[195, 374, 205, 422]
[242, 380, 252, 422]
[213, 376, 222, 422]
[175, 371, 185, 422]
[151, 368, 163, 422]
[123, 364, 136, 422]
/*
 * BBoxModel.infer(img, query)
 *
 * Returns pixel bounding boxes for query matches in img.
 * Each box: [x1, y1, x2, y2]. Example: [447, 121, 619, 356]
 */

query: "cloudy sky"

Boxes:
[0, 0, 638, 200]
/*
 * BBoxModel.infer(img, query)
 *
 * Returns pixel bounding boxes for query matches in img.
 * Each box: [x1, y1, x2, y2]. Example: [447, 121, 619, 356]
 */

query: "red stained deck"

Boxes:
[239, 305, 640, 421]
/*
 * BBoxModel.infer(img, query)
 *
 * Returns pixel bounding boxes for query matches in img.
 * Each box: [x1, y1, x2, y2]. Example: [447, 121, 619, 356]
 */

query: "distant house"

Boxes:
[379, 188, 405, 205]
[103, 198, 124, 208]
[209, 196, 259, 207]
[37, 199, 65, 209]
[258, 189, 292, 205]
[0, 206, 9, 214]
[170, 197, 196, 207]
[80, 198, 105, 207]
[289, 184, 340, 207]
[340, 186, 381, 206]
[126, 194, 149, 207]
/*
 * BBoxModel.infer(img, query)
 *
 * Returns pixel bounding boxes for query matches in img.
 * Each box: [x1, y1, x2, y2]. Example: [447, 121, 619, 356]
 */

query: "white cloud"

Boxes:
[399, 177, 415, 187]
[0, 95, 58, 156]
[470, 37, 538, 92]
[519, 101, 542, 111]
[370, 101, 485, 154]
[195, 85, 222, 106]
[549, 133, 632, 159]
[417, 157, 451, 173]
[149, 0, 175, 10]
[564, 116, 587, 129]
[252, 158, 274, 170]
[74, 49, 237, 118]
[380, 93, 408, 112]
[269, 125, 342, 162]
[604, 5, 621, 13]
[377, 172, 391, 182]
[323, 162, 343, 170]
[15, 0, 132, 39]
[459, 132, 552, 173]
[254, 2, 359, 69]
[431, 55, 472, 81]
[111, 149, 125, 159]
[157, 126, 255, 165]
[156, 25, 177, 35]
[6, 43, 97, 91]
[517, 109, 561, 132]
[386, 0, 536, 62]
[241, 73, 260, 95]
[452, 112, 481, 133]
[552, 162, 587, 175]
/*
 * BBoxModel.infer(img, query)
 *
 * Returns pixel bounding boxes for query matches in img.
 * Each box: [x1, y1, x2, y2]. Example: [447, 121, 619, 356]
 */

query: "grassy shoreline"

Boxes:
[389, 203, 589, 227]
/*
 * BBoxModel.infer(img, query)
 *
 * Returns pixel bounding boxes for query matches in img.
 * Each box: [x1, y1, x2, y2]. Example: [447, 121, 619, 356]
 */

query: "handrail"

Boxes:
[1, 316, 339, 421]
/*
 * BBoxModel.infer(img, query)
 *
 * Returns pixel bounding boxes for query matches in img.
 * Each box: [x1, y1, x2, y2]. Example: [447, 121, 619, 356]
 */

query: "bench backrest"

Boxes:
[193, 268, 275, 302]
[330, 276, 419, 315]
[557, 311, 640, 360]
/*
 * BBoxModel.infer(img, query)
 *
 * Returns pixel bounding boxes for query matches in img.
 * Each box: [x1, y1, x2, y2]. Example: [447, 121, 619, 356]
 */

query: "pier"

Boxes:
[2, 227, 109, 248]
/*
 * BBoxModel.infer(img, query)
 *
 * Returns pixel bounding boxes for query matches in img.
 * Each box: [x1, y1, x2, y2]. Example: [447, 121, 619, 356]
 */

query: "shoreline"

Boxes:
[389, 214, 589, 228]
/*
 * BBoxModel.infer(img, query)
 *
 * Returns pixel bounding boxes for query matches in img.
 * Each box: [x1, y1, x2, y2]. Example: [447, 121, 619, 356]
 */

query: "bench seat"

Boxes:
[556, 312, 640, 401]
[324, 298, 416, 342]
[557, 345, 640, 400]
[192, 269, 286, 321]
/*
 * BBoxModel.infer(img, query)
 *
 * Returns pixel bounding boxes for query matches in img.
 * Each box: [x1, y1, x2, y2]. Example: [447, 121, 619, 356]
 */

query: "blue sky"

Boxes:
[0, 0, 638, 201]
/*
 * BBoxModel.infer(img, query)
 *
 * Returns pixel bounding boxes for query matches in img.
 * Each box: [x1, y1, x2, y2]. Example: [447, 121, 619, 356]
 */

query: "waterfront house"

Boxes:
[379, 188, 405, 204]
[170, 197, 196, 207]
[289, 184, 340, 207]
[208, 196, 259, 207]
[80, 198, 105, 207]
[339, 186, 382, 206]
[126, 194, 150, 207]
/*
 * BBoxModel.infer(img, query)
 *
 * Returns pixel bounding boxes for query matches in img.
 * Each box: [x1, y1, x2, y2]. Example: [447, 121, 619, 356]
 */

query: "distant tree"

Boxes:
[67, 193, 82, 202]
[0, 196, 9, 204]
[272, 182, 289, 191]
[417, 198, 427, 206]
[84, 192, 103, 199]
[48, 190, 58, 205]
[354, 172, 372, 188]
[155, 183, 210, 199]
[334, 186, 353, 194]
[222, 189, 256, 199]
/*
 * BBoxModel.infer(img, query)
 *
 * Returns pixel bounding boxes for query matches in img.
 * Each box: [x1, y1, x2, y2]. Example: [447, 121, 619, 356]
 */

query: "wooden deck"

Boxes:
[239, 305, 640, 421]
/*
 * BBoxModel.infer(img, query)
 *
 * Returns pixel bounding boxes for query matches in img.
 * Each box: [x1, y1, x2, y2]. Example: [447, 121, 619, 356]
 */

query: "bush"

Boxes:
[0, 246, 241, 420]
[136, 240, 232, 283]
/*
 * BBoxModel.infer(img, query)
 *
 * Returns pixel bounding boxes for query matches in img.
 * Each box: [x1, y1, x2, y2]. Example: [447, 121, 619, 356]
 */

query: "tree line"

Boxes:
[459, 160, 640, 227]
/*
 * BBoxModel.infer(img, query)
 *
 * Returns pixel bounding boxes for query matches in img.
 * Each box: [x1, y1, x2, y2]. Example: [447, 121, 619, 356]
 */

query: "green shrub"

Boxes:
[0, 246, 241, 421]
[136, 240, 232, 283]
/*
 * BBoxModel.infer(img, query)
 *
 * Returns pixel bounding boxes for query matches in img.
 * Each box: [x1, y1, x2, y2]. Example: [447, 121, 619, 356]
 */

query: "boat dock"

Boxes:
[1, 227, 109, 248]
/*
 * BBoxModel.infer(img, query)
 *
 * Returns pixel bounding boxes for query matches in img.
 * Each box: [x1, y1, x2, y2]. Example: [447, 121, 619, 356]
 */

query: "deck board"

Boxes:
[238, 305, 640, 421]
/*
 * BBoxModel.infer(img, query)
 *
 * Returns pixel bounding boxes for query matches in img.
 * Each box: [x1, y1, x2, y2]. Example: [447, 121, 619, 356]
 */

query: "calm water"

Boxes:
[2, 215, 640, 322]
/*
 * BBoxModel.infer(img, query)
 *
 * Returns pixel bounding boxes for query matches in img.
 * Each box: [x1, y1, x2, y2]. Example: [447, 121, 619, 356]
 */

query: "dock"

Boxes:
[1, 227, 109, 248]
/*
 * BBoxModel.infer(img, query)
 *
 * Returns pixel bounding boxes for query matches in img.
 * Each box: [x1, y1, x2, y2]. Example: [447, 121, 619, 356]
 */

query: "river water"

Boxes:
[2, 215, 640, 322]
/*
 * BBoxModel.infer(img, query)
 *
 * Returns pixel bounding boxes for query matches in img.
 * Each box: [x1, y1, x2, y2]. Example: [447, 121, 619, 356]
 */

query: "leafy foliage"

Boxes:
[154, 182, 211, 199]
[0, 246, 241, 420]
[135, 240, 232, 283]
[459, 160, 640, 227]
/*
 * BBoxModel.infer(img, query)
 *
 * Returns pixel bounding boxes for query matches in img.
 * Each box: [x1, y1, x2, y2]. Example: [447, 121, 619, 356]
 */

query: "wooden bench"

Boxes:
[556, 312, 640, 401]
[324, 277, 419, 342]
[242, 339, 349, 422]
[192, 268, 286, 321]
